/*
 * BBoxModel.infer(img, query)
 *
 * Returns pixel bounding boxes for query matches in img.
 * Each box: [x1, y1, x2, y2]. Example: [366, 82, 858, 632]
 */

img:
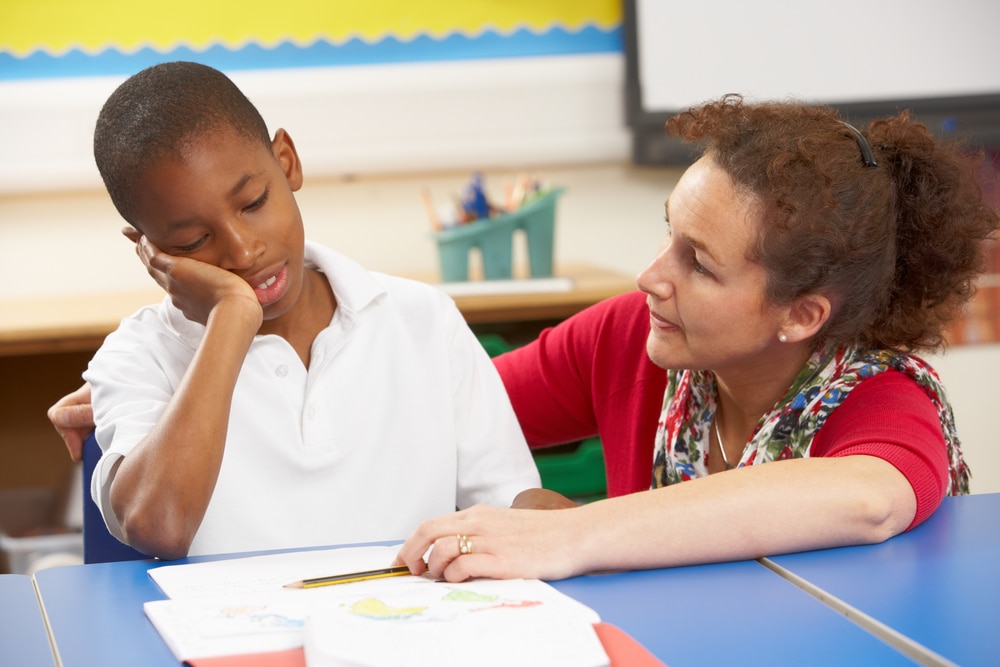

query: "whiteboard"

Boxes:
[634, 0, 999, 109]
[626, 0, 1000, 163]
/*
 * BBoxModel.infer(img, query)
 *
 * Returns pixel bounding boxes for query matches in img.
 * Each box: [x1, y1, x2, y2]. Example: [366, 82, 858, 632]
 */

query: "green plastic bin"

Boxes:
[432, 187, 564, 282]
[533, 438, 607, 502]
[476, 333, 516, 358]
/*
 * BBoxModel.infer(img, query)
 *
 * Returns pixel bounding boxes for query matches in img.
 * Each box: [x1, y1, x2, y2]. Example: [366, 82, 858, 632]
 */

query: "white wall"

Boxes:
[0, 54, 628, 195]
[0, 162, 676, 299]
[927, 347, 1000, 495]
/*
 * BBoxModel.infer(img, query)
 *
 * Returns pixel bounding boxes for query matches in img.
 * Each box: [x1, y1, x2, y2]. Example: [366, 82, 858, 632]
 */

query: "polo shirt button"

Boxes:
[275, 364, 289, 377]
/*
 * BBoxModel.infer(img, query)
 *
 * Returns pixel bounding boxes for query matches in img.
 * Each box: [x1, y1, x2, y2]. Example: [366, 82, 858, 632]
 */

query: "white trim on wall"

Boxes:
[0, 53, 629, 195]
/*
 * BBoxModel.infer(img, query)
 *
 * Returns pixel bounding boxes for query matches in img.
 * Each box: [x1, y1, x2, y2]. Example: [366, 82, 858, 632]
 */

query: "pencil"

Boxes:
[283, 563, 423, 589]
[421, 189, 442, 232]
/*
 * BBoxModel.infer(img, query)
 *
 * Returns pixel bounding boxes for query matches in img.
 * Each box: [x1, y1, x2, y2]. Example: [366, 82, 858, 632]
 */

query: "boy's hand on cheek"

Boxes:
[124, 228, 262, 328]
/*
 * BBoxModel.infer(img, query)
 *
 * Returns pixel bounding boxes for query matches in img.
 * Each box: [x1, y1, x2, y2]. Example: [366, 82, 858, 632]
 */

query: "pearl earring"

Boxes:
[778, 333, 788, 343]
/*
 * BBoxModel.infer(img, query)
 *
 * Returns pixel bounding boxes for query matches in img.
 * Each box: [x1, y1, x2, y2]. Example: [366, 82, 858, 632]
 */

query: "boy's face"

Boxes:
[128, 127, 307, 328]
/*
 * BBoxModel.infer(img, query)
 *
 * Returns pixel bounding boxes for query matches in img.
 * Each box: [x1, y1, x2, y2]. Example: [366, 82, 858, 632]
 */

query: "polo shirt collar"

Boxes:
[303, 240, 386, 318]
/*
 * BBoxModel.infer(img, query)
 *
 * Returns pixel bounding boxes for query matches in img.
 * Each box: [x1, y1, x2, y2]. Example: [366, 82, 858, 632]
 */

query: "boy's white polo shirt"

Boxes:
[86, 240, 540, 556]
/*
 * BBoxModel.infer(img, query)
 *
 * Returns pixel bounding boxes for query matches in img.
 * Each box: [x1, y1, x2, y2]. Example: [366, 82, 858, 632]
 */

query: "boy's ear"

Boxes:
[271, 129, 303, 191]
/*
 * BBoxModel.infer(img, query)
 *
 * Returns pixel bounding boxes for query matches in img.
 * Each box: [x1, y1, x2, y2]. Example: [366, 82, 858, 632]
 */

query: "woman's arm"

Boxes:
[396, 454, 916, 582]
[47, 383, 95, 462]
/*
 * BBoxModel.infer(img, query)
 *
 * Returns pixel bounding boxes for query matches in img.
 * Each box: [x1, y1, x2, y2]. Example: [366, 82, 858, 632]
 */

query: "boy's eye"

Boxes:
[175, 235, 207, 253]
[243, 188, 270, 213]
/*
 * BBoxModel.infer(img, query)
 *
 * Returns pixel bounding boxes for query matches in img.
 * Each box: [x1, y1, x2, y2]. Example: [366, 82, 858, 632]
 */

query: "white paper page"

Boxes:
[148, 545, 402, 599]
[303, 578, 607, 667]
[144, 577, 428, 661]
[144, 577, 606, 665]
[145, 590, 309, 660]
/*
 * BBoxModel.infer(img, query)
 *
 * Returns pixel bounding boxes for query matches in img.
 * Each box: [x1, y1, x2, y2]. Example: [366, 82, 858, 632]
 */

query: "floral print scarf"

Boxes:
[651, 344, 970, 495]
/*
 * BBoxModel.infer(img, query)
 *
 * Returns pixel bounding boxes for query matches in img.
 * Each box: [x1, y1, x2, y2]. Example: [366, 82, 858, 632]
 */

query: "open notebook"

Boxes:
[144, 545, 662, 667]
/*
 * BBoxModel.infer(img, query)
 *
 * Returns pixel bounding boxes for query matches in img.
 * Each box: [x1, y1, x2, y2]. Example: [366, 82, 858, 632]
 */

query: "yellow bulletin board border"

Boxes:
[0, 0, 622, 80]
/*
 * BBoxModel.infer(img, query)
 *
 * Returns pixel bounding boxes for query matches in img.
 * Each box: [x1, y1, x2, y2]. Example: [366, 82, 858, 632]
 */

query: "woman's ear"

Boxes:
[781, 293, 832, 343]
[271, 129, 303, 191]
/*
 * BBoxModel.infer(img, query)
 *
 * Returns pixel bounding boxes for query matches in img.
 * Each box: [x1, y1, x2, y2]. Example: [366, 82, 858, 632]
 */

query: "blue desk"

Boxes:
[767, 493, 1000, 667]
[35, 552, 910, 667]
[0, 574, 55, 667]
[552, 560, 912, 667]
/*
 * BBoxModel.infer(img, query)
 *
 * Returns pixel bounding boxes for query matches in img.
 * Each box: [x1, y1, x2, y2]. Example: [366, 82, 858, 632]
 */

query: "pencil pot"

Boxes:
[435, 217, 516, 282]
[432, 187, 564, 282]
[518, 187, 561, 279]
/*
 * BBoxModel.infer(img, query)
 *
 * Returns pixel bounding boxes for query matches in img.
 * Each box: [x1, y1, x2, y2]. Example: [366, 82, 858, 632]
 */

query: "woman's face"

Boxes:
[637, 156, 789, 375]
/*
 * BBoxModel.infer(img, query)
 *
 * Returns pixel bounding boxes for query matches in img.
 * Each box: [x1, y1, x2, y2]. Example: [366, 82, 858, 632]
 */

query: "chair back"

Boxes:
[82, 433, 146, 563]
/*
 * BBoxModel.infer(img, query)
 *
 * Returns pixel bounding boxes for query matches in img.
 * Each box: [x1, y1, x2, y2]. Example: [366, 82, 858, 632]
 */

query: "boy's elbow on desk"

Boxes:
[116, 509, 195, 561]
[110, 482, 198, 560]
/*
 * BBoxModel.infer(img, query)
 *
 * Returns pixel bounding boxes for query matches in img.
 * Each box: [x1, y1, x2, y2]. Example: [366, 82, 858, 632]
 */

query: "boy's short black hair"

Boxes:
[93, 61, 272, 225]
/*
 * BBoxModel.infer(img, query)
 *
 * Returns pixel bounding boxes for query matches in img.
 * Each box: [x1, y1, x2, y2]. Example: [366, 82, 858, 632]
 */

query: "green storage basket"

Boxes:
[432, 187, 564, 282]
[533, 437, 607, 502]
[476, 333, 516, 358]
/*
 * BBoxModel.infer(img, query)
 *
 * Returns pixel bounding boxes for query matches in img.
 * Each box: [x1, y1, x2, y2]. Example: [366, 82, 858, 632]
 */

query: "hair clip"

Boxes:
[838, 121, 878, 168]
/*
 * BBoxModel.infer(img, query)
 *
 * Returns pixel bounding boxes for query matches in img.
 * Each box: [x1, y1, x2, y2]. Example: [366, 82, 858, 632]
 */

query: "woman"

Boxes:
[394, 95, 998, 582]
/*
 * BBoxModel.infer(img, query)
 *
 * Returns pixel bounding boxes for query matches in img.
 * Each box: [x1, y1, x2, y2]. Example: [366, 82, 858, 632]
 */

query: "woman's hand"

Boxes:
[47, 382, 95, 462]
[394, 505, 586, 583]
[123, 228, 262, 327]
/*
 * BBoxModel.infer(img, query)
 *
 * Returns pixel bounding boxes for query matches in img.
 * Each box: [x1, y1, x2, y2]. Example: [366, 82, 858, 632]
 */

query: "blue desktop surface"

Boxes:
[1, 574, 56, 667]
[37, 558, 178, 666]
[552, 560, 912, 667]
[767, 492, 1000, 667]
[34, 551, 912, 667]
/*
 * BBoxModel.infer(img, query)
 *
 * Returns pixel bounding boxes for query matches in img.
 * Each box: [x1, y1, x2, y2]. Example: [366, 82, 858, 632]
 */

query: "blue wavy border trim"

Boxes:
[0, 25, 621, 80]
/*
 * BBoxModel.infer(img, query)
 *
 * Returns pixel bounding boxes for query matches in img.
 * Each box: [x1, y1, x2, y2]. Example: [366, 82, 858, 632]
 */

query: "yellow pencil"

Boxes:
[283, 563, 423, 589]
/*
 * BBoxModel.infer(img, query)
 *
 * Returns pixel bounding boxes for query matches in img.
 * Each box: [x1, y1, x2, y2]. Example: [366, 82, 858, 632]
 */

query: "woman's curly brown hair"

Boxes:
[665, 94, 999, 352]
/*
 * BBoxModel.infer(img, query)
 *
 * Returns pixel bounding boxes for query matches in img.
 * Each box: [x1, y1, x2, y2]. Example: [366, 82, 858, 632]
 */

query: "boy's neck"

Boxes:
[259, 267, 336, 368]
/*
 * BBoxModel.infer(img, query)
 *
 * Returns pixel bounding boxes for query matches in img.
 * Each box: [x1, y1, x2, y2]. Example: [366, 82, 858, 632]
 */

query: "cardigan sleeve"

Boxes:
[494, 291, 667, 496]
[812, 370, 951, 529]
[493, 296, 621, 447]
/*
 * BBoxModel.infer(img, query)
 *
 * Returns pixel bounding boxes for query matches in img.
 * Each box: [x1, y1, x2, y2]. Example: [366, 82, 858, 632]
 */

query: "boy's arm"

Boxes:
[107, 234, 262, 559]
[447, 309, 541, 508]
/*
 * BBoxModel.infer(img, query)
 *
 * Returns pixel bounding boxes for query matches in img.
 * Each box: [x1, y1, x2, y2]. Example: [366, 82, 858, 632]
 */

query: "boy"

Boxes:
[84, 61, 539, 559]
